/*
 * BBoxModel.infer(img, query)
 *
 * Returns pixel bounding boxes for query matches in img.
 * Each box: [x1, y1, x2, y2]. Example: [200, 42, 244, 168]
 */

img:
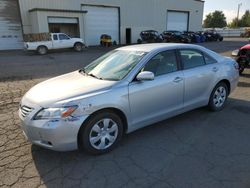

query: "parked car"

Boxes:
[204, 30, 223, 42]
[24, 33, 85, 55]
[183, 31, 201, 43]
[240, 28, 250, 38]
[137, 30, 163, 43]
[196, 31, 206, 43]
[100, 34, 112, 47]
[232, 44, 250, 74]
[19, 43, 239, 154]
[162, 31, 191, 43]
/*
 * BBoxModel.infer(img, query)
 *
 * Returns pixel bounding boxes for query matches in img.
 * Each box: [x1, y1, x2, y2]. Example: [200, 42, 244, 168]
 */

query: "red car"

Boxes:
[232, 44, 250, 74]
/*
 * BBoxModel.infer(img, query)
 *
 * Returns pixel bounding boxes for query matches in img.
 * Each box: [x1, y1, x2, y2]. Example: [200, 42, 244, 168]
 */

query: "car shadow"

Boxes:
[31, 98, 250, 188]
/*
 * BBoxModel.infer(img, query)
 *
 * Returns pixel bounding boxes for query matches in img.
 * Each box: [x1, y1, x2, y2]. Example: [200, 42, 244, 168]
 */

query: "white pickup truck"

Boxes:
[24, 33, 85, 55]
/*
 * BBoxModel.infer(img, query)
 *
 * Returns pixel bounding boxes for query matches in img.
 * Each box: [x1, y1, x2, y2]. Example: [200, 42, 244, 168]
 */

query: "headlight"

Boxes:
[33, 106, 78, 120]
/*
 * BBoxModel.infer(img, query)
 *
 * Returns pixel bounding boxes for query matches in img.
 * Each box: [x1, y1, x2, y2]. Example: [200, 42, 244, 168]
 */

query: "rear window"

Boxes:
[180, 50, 206, 69]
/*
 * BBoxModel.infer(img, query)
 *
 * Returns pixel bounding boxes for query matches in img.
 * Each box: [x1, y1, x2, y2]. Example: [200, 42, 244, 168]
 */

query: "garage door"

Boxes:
[48, 17, 80, 38]
[82, 5, 119, 46]
[0, 0, 23, 50]
[167, 11, 189, 31]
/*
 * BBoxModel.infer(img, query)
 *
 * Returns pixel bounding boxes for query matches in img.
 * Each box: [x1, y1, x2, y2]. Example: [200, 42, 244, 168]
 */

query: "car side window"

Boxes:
[142, 50, 178, 77]
[59, 34, 70, 40]
[53, 34, 58, 41]
[180, 50, 205, 69]
[204, 54, 217, 64]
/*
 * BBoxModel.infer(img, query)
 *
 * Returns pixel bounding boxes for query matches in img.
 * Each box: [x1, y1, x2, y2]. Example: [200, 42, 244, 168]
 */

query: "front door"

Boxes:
[128, 50, 184, 128]
[56, 33, 72, 49]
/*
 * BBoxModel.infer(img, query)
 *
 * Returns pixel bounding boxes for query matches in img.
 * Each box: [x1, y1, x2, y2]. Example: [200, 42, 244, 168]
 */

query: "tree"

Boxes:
[228, 18, 238, 28]
[240, 10, 250, 27]
[203, 11, 227, 28]
[228, 10, 250, 28]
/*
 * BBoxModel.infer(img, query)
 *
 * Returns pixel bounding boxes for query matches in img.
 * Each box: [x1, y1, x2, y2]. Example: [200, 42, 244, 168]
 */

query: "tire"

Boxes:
[37, 46, 48, 55]
[208, 82, 228, 112]
[74, 42, 83, 52]
[79, 111, 124, 155]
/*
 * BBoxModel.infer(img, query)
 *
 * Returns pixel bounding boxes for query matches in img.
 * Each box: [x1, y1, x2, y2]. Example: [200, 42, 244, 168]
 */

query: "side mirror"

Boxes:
[136, 71, 155, 81]
[232, 49, 239, 57]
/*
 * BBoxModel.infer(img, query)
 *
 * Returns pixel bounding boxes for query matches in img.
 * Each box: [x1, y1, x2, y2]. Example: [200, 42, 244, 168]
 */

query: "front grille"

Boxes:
[20, 105, 33, 118]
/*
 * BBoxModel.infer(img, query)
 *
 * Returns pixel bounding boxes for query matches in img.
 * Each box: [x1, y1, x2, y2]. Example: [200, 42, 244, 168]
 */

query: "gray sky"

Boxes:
[203, 0, 250, 23]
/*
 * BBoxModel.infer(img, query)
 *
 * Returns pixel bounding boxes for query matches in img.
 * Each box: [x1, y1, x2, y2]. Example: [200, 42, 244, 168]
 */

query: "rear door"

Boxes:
[179, 49, 219, 108]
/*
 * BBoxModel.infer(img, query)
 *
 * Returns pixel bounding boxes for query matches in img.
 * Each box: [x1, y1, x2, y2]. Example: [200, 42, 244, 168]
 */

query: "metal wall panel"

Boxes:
[18, 0, 204, 44]
[0, 0, 23, 50]
[48, 17, 78, 24]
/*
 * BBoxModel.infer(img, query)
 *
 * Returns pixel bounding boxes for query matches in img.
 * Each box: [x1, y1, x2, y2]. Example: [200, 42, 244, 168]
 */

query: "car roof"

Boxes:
[117, 43, 201, 52]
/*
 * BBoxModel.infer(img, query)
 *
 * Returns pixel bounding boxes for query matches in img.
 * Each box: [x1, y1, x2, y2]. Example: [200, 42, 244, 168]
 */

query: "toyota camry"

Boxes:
[19, 44, 239, 154]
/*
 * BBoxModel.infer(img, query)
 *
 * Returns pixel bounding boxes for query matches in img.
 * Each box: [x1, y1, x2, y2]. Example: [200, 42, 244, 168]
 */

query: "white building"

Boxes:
[0, 0, 204, 50]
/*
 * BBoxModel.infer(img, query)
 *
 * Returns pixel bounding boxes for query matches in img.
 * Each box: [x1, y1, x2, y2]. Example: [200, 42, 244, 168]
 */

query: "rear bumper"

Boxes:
[230, 73, 239, 94]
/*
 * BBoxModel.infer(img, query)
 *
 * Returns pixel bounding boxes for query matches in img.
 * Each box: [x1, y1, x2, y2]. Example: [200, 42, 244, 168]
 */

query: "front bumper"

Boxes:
[19, 107, 88, 152]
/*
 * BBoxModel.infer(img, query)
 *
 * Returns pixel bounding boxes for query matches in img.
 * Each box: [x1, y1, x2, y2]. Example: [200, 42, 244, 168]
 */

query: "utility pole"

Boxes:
[236, 3, 242, 27]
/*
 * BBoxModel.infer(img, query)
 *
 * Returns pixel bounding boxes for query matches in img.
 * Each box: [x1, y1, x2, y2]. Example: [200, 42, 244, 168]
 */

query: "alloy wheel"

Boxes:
[213, 86, 227, 108]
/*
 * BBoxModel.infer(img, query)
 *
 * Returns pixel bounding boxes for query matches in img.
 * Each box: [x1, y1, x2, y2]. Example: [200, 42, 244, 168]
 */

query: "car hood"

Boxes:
[22, 71, 116, 107]
[241, 44, 250, 50]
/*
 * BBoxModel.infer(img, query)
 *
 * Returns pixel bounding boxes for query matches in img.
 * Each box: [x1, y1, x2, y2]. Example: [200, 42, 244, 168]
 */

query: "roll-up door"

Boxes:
[167, 11, 189, 31]
[82, 5, 119, 46]
[0, 0, 23, 50]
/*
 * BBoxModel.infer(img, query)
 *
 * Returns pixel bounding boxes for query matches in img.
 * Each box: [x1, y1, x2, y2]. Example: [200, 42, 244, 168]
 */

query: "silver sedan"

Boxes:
[19, 43, 239, 154]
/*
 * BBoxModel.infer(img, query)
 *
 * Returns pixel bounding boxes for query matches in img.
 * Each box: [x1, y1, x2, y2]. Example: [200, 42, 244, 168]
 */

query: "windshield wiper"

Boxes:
[79, 68, 86, 74]
[88, 73, 103, 80]
[79, 69, 102, 80]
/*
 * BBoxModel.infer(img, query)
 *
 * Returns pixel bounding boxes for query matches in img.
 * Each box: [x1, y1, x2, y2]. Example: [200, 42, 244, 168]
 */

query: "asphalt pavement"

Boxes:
[0, 38, 250, 188]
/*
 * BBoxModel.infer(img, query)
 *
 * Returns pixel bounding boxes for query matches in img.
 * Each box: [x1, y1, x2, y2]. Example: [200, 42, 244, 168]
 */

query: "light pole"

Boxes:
[236, 3, 242, 27]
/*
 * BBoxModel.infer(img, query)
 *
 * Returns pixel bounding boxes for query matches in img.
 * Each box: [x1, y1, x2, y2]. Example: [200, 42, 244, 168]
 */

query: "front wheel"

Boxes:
[74, 42, 83, 52]
[208, 82, 228, 111]
[79, 111, 123, 155]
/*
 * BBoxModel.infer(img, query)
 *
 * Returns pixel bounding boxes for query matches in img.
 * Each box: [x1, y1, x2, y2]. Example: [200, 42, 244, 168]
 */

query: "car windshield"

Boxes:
[83, 50, 147, 81]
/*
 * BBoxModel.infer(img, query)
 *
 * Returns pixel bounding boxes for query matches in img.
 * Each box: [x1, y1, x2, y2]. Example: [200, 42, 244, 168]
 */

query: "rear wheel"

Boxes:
[208, 82, 228, 111]
[79, 111, 123, 155]
[74, 42, 83, 52]
[37, 46, 48, 55]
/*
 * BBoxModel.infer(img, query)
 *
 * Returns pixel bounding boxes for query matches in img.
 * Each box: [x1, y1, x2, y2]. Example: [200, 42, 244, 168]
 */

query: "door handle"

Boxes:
[212, 67, 219, 72]
[173, 77, 183, 83]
